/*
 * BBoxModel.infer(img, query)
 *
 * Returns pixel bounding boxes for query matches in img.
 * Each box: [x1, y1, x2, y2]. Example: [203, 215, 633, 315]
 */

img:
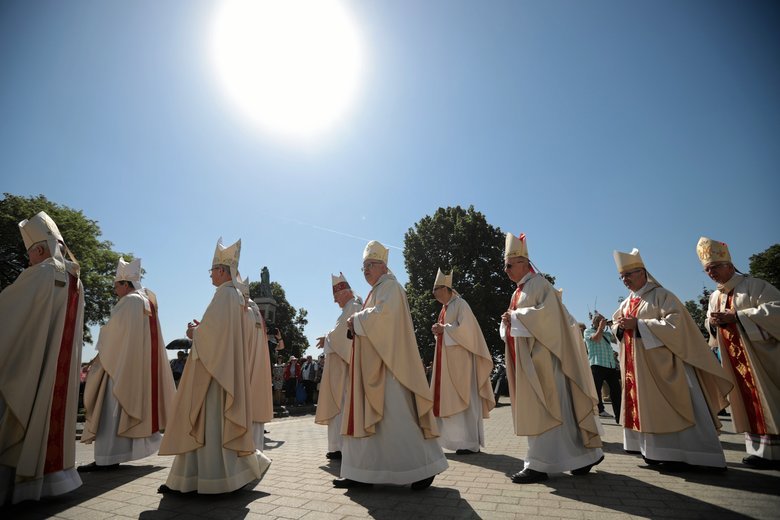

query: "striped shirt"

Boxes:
[584, 326, 617, 369]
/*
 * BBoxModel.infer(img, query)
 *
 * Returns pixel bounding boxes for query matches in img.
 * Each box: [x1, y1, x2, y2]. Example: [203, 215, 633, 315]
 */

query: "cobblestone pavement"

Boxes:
[5, 404, 779, 519]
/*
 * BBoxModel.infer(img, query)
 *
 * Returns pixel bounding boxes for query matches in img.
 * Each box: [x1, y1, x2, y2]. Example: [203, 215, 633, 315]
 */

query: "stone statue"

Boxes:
[259, 266, 272, 298]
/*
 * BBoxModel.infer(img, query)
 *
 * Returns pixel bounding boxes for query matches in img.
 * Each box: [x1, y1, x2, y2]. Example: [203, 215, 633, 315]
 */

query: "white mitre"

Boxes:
[504, 232, 529, 260]
[612, 248, 645, 274]
[696, 237, 732, 267]
[115, 257, 143, 290]
[432, 268, 453, 290]
[212, 237, 242, 292]
[235, 272, 250, 299]
[331, 272, 351, 294]
[18, 210, 77, 276]
[613, 247, 661, 287]
[363, 240, 389, 264]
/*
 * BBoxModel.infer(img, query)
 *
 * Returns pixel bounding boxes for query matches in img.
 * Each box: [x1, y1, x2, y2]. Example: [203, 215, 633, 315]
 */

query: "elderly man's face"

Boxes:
[210, 265, 231, 287]
[504, 257, 531, 283]
[432, 285, 451, 305]
[27, 244, 50, 266]
[704, 262, 736, 285]
[334, 288, 353, 308]
[620, 268, 648, 292]
[362, 260, 386, 286]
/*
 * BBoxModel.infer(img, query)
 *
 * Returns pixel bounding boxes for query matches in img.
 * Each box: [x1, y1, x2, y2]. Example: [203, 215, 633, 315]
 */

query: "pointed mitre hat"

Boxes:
[115, 257, 143, 290]
[432, 268, 453, 290]
[331, 272, 351, 294]
[613, 248, 645, 274]
[212, 237, 241, 270]
[363, 240, 389, 264]
[613, 247, 661, 286]
[19, 211, 63, 250]
[235, 271, 250, 299]
[504, 232, 529, 260]
[18, 211, 79, 276]
[696, 237, 731, 267]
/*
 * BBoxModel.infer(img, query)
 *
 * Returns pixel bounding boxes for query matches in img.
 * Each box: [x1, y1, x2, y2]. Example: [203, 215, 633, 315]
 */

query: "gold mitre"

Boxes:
[331, 272, 351, 294]
[212, 237, 241, 270]
[432, 268, 453, 290]
[19, 211, 63, 250]
[115, 257, 142, 289]
[696, 237, 731, 267]
[613, 248, 645, 274]
[363, 240, 389, 264]
[504, 232, 529, 260]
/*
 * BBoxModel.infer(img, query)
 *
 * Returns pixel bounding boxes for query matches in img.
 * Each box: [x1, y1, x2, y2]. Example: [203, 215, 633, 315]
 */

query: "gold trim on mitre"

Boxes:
[504, 232, 529, 260]
[696, 237, 731, 267]
[613, 248, 645, 274]
[432, 268, 453, 290]
[212, 237, 241, 270]
[363, 240, 388, 264]
[19, 211, 63, 250]
[115, 257, 142, 289]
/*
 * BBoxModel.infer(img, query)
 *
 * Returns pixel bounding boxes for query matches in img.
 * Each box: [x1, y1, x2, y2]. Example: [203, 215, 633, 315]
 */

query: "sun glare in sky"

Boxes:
[210, 0, 365, 141]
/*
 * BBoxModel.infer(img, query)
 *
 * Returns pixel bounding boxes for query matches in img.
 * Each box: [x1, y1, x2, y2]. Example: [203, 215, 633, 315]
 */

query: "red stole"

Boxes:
[623, 297, 641, 431]
[432, 305, 447, 417]
[504, 284, 524, 370]
[149, 301, 160, 434]
[44, 273, 79, 474]
[346, 289, 373, 436]
[719, 291, 766, 434]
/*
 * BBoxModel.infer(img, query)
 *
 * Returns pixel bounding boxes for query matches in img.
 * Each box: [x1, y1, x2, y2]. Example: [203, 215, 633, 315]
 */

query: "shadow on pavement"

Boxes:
[548, 470, 757, 519]
[143, 487, 268, 520]
[1, 464, 163, 519]
[344, 486, 479, 519]
[444, 451, 525, 477]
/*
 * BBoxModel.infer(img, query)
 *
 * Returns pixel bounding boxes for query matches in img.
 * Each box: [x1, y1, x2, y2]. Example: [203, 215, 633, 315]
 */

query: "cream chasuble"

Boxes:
[612, 282, 732, 435]
[708, 274, 780, 458]
[503, 273, 603, 449]
[82, 289, 176, 458]
[244, 300, 273, 449]
[316, 298, 362, 453]
[0, 258, 84, 503]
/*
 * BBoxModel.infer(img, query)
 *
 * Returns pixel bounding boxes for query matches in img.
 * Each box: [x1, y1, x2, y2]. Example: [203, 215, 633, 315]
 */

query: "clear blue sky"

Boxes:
[2, 0, 778, 362]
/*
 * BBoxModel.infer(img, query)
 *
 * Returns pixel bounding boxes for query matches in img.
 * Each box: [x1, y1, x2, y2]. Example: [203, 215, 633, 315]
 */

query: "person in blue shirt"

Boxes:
[583, 314, 621, 423]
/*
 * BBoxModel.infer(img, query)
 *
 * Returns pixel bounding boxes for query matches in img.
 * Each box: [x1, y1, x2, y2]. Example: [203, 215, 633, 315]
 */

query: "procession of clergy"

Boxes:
[1, 211, 778, 504]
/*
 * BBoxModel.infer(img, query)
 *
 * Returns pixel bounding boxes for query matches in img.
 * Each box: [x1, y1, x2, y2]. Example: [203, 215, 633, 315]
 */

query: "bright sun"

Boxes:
[210, 0, 364, 141]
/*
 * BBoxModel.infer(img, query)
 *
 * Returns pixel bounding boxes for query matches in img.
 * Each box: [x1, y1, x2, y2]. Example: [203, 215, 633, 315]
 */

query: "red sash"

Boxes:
[432, 305, 447, 417]
[622, 297, 641, 431]
[44, 273, 79, 474]
[346, 289, 373, 436]
[149, 301, 160, 434]
[504, 285, 524, 370]
[719, 291, 766, 434]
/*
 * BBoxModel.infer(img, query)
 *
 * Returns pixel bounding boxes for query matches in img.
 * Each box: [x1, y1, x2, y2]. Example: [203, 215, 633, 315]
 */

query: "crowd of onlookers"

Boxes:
[274, 354, 325, 406]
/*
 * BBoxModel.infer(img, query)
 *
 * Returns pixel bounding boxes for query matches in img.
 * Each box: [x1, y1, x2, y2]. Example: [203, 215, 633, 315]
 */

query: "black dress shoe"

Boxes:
[743, 455, 780, 470]
[411, 476, 434, 490]
[642, 456, 662, 466]
[157, 484, 189, 495]
[333, 478, 373, 489]
[571, 455, 604, 475]
[511, 468, 549, 484]
[326, 451, 342, 460]
[455, 449, 479, 455]
[78, 462, 119, 472]
[659, 461, 691, 473]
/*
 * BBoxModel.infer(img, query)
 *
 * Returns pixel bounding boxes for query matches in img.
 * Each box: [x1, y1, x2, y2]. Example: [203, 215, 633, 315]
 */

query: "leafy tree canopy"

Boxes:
[249, 280, 309, 359]
[404, 205, 523, 362]
[684, 286, 712, 340]
[749, 243, 780, 289]
[1, 193, 131, 343]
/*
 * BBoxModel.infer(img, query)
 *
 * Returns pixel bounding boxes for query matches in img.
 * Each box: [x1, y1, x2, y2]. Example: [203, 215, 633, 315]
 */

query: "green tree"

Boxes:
[684, 286, 712, 340]
[249, 280, 309, 359]
[404, 205, 536, 362]
[0, 193, 131, 343]
[749, 244, 780, 289]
